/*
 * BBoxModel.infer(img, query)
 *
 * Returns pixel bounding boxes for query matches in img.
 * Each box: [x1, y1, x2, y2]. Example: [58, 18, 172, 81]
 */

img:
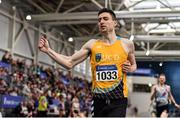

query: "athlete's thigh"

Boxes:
[92, 98, 106, 117]
[107, 99, 127, 117]
[161, 110, 168, 118]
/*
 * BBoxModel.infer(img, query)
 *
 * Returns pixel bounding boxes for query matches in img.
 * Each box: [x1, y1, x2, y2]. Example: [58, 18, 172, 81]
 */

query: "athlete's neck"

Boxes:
[159, 83, 165, 86]
[102, 31, 117, 44]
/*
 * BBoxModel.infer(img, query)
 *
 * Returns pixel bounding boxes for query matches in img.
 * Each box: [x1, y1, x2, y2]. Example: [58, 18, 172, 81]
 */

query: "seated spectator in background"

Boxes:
[1, 51, 12, 64]
[70, 95, 80, 117]
[37, 91, 48, 117]
[0, 78, 7, 94]
[0, 67, 8, 80]
[65, 93, 72, 117]
[27, 100, 36, 117]
[22, 81, 32, 98]
[9, 87, 19, 96]
[58, 93, 66, 117]
[14, 101, 28, 117]
[0, 53, 93, 117]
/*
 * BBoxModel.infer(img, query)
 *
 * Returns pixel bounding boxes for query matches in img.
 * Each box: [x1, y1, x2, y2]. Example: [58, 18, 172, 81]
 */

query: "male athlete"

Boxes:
[39, 8, 137, 117]
[150, 73, 180, 117]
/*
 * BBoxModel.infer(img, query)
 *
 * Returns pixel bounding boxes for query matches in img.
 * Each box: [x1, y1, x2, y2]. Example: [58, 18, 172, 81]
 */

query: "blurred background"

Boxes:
[0, 0, 180, 117]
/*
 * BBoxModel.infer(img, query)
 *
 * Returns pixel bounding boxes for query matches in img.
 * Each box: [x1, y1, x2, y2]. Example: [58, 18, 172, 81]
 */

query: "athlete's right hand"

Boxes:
[38, 35, 50, 53]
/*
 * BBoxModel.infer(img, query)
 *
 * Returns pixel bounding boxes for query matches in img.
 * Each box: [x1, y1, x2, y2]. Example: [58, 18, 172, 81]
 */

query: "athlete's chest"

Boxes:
[156, 86, 169, 96]
[91, 42, 127, 63]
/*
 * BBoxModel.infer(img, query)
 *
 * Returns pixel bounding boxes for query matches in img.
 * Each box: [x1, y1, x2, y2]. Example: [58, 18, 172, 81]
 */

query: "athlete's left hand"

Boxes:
[122, 61, 131, 73]
[175, 103, 180, 109]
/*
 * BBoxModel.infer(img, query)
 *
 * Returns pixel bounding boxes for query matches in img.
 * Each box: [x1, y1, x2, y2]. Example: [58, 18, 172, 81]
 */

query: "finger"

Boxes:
[40, 37, 47, 43]
[122, 65, 130, 69]
[41, 37, 46, 41]
[122, 69, 128, 73]
[122, 67, 129, 71]
[38, 40, 44, 48]
[43, 38, 48, 44]
[39, 39, 44, 44]
[40, 36, 48, 44]
[123, 64, 131, 67]
[41, 34, 47, 40]
[123, 62, 131, 66]
[122, 68, 129, 73]
[39, 38, 44, 46]
[122, 67, 129, 73]
[124, 60, 130, 64]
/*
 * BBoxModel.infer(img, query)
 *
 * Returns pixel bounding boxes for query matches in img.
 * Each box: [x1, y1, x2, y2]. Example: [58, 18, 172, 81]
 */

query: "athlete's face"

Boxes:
[98, 12, 117, 34]
[158, 74, 166, 84]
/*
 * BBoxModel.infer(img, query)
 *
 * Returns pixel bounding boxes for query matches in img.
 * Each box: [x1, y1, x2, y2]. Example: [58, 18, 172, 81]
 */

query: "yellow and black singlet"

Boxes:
[90, 38, 128, 99]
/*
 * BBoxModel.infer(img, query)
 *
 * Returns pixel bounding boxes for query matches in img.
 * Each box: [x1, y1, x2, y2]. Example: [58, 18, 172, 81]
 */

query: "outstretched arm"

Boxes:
[168, 86, 180, 109]
[38, 35, 93, 70]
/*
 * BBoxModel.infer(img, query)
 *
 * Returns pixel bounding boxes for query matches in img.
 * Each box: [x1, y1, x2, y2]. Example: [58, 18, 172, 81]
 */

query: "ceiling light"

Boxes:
[60, 32, 63, 35]
[0, 0, 2, 4]
[130, 35, 134, 41]
[148, 83, 152, 87]
[68, 37, 73, 42]
[159, 62, 163, 66]
[26, 15, 31, 20]
[146, 50, 150, 56]
[12, 6, 16, 11]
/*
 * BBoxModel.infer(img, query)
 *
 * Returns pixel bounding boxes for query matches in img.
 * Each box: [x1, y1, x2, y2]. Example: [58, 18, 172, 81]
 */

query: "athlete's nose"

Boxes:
[100, 19, 105, 24]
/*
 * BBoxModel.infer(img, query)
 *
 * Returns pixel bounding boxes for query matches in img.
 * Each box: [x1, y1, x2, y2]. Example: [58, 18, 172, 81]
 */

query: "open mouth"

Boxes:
[100, 26, 106, 30]
[101, 26, 106, 28]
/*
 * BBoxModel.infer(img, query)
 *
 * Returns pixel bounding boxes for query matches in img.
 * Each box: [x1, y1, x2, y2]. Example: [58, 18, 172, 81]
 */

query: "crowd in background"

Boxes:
[0, 51, 92, 117]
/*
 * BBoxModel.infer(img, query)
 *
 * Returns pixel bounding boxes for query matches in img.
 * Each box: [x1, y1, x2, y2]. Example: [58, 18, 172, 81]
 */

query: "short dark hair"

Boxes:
[98, 8, 117, 20]
[159, 73, 166, 78]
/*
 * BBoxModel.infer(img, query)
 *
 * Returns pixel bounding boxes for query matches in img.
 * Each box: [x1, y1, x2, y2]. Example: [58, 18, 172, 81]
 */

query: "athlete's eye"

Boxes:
[104, 17, 109, 21]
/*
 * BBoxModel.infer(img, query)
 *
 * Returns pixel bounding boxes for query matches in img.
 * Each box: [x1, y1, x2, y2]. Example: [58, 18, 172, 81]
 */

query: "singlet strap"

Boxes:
[116, 35, 121, 40]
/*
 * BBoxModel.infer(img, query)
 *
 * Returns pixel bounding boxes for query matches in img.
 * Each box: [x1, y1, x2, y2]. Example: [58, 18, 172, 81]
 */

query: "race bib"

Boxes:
[96, 65, 118, 81]
[157, 97, 168, 103]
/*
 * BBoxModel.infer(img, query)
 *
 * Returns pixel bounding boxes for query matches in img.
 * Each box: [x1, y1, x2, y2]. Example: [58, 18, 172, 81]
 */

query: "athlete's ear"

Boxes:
[114, 20, 118, 27]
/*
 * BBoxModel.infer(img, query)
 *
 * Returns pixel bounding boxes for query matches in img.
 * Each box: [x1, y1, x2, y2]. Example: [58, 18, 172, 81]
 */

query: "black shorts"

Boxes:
[156, 104, 169, 117]
[92, 97, 127, 117]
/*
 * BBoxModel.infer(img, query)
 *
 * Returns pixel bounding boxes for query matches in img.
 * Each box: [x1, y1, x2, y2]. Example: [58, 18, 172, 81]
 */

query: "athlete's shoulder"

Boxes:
[86, 39, 97, 44]
[121, 38, 134, 45]
[153, 84, 158, 89]
[120, 37, 135, 53]
[82, 39, 98, 49]
[165, 84, 171, 89]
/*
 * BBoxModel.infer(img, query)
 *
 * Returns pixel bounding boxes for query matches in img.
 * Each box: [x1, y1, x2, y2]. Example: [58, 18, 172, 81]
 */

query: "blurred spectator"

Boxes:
[22, 81, 32, 98]
[0, 54, 92, 117]
[0, 78, 7, 94]
[0, 67, 9, 83]
[14, 101, 28, 117]
[1, 51, 12, 64]
[27, 100, 36, 117]
[37, 91, 48, 117]
[70, 95, 80, 117]
[132, 107, 138, 117]
[9, 87, 19, 96]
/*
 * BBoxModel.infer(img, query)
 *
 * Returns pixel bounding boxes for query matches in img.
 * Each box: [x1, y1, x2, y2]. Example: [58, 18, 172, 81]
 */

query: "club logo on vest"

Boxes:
[95, 53, 101, 62]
